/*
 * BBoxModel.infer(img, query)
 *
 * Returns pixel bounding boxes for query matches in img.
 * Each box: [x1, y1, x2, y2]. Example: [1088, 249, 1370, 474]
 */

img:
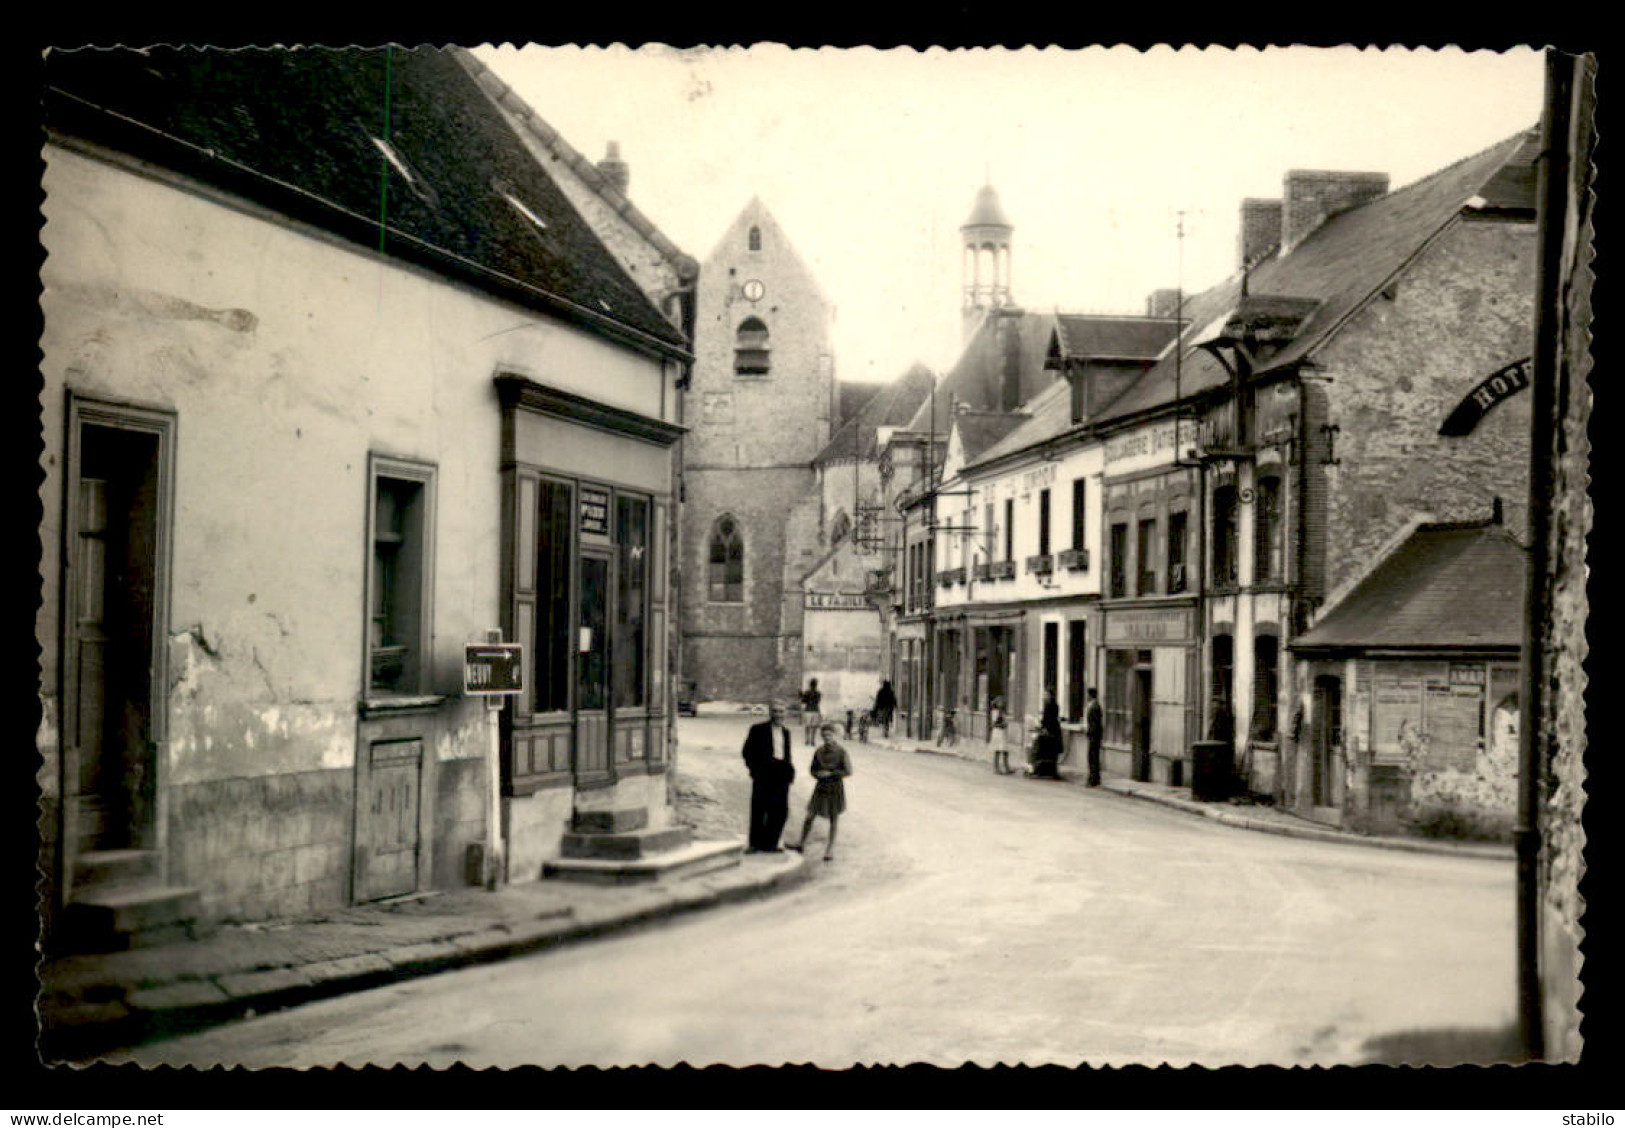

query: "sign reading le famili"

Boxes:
[805, 591, 870, 611]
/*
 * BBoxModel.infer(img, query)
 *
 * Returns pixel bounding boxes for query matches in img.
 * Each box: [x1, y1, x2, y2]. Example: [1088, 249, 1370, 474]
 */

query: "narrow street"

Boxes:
[112, 714, 1516, 1069]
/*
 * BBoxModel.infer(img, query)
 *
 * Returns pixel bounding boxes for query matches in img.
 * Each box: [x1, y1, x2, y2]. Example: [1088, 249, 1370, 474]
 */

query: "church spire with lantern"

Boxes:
[960, 178, 1014, 342]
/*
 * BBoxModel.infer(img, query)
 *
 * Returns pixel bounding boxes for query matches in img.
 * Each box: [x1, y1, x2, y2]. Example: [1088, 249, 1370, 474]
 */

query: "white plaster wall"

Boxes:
[40, 144, 672, 787]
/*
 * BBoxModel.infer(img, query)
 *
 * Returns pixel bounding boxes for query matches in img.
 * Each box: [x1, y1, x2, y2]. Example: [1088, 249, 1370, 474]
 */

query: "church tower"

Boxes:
[681, 198, 836, 705]
[961, 181, 1014, 342]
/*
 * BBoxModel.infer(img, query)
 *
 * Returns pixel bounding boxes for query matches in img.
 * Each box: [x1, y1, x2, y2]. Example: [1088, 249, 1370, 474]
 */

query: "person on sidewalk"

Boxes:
[742, 702, 795, 853]
[990, 695, 1013, 774]
[1085, 687, 1104, 787]
[800, 678, 823, 747]
[873, 680, 897, 737]
[787, 723, 852, 862]
[1028, 690, 1063, 779]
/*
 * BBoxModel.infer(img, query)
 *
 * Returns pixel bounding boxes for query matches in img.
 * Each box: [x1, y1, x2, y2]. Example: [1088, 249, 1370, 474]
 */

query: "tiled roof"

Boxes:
[839, 380, 883, 425]
[452, 48, 699, 285]
[1053, 314, 1181, 361]
[955, 409, 1030, 463]
[1096, 128, 1538, 423]
[814, 364, 934, 465]
[964, 183, 1012, 229]
[42, 46, 688, 354]
[902, 310, 1057, 432]
[961, 378, 1071, 472]
[1292, 520, 1526, 652]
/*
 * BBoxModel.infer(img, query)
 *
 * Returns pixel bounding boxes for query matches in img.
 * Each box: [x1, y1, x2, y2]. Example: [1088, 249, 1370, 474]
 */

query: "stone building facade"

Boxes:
[679, 199, 837, 705]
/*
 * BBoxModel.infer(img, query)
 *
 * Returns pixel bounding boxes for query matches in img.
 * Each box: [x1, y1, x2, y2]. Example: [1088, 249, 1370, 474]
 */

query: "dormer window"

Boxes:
[748, 225, 762, 252]
[735, 317, 771, 377]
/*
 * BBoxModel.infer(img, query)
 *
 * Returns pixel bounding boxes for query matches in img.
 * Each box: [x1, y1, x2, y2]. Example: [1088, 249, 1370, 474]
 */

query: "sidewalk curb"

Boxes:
[41, 853, 812, 1062]
[1097, 782, 1514, 862]
[871, 735, 1511, 863]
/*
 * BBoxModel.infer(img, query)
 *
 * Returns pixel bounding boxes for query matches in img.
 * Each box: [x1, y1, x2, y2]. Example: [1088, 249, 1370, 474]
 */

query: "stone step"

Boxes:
[560, 825, 693, 861]
[72, 848, 159, 894]
[571, 808, 649, 834]
[61, 884, 206, 952]
[543, 839, 744, 886]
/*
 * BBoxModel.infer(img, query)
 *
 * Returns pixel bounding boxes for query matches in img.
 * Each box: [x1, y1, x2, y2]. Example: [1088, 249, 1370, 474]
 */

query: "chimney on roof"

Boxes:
[1238, 198, 1283, 269]
[1147, 289, 1182, 319]
[597, 141, 630, 195]
[1282, 170, 1389, 254]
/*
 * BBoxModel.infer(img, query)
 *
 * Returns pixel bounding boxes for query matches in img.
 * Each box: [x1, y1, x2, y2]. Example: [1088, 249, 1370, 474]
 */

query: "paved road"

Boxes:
[114, 714, 1516, 1068]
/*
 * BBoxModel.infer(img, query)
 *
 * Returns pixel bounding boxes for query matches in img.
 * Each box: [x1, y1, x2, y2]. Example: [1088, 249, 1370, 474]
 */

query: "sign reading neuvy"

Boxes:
[465, 643, 523, 694]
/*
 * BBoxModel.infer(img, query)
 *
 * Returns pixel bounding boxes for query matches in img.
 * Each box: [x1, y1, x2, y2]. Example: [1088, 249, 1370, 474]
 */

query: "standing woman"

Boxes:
[788, 723, 852, 862]
[990, 695, 1013, 775]
[1029, 689, 1064, 778]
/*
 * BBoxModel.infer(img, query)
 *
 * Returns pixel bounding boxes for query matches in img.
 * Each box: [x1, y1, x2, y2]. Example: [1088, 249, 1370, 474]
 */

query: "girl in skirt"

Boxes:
[788, 723, 852, 861]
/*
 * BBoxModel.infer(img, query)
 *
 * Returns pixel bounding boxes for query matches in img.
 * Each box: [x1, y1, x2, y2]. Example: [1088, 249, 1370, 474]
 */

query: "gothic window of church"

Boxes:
[708, 515, 744, 602]
[735, 317, 771, 377]
[748, 226, 762, 251]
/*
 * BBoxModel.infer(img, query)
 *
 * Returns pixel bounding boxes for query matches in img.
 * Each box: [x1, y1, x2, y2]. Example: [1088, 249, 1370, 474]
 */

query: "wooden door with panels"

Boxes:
[59, 397, 174, 900]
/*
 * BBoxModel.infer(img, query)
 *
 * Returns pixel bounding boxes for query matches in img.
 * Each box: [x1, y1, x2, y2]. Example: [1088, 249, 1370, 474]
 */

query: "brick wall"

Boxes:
[1283, 171, 1390, 253]
[1238, 198, 1283, 267]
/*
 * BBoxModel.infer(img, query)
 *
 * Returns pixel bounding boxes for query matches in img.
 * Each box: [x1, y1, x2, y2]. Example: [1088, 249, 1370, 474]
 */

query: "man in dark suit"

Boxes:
[742, 701, 795, 852]
[1085, 687, 1104, 787]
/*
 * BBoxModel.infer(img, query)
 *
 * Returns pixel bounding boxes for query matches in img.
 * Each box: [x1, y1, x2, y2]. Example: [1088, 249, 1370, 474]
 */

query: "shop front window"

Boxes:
[534, 479, 574, 714]
[613, 495, 649, 709]
[1104, 648, 1136, 745]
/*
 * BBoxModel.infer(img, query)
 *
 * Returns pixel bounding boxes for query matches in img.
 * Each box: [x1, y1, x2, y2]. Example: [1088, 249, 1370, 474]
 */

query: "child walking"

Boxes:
[788, 723, 852, 862]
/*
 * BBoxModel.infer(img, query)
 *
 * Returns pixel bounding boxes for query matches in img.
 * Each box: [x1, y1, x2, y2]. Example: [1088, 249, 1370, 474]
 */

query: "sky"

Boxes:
[475, 45, 1546, 383]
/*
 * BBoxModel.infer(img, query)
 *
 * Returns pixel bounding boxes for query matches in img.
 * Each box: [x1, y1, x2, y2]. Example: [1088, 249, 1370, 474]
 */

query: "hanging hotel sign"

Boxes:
[805, 591, 870, 611]
[580, 488, 610, 535]
[464, 643, 524, 695]
[1105, 607, 1194, 644]
[1439, 357, 1531, 437]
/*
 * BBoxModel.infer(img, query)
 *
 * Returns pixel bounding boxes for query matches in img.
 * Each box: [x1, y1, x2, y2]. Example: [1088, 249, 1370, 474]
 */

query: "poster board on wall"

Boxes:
[1371, 662, 1429, 765]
